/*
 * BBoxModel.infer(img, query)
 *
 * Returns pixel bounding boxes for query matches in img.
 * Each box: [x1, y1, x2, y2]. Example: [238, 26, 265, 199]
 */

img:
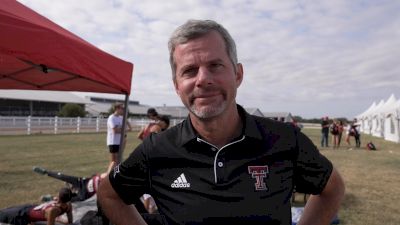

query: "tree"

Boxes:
[57, 103, 85, 117]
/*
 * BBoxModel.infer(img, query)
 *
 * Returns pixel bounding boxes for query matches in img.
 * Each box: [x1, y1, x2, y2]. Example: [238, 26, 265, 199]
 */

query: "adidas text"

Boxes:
[171, 183, 190, 188]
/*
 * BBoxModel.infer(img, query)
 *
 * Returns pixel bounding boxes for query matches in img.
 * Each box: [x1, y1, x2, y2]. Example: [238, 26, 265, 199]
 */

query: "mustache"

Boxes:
[189, 87, 224, 100]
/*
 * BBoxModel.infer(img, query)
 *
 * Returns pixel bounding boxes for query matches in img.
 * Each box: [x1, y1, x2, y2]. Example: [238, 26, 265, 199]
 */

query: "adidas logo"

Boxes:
[171, 173, 191, 188]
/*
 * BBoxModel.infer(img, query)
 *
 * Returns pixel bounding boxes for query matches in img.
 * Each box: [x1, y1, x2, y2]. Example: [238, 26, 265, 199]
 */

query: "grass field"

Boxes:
[0, 129, 399, 224]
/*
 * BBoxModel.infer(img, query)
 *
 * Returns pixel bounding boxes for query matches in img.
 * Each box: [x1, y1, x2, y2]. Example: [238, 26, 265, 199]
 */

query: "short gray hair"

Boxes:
[168, 19, 238, 81]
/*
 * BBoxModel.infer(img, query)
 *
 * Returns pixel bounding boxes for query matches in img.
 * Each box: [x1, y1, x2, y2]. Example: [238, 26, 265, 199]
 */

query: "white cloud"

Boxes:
[18, 0, 400, 118]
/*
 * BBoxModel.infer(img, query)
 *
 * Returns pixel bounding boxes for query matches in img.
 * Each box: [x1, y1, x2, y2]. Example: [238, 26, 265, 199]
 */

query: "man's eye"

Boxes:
[182, 68, 197, 76]
[210, 63, 223, 71]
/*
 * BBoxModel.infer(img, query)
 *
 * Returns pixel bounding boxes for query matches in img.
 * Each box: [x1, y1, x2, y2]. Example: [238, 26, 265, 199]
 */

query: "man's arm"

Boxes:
[114, 122, 132, 133]
[112, 126, 122, 133]
[297, 167, 345, 225]
[97, 175, 148, 225]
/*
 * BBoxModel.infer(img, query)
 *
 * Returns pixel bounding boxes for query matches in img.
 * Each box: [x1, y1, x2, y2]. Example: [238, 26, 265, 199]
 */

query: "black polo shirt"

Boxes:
[110, 105, 333, 225]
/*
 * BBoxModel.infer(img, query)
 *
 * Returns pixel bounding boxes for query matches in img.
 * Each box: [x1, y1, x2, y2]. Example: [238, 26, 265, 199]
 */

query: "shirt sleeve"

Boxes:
[109, 143, 150, 205]
[107, 116, 115, 129]
[293, 130, 333, 195]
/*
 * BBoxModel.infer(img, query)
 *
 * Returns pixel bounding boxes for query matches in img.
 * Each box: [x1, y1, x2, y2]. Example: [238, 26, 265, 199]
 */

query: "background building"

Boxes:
[1, 90, 293, 122]
[0, 90, 90, 116]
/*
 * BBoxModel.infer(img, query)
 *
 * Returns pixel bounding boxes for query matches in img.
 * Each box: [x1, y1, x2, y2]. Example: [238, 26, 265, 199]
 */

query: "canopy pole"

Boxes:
[118, 94, 130, 164]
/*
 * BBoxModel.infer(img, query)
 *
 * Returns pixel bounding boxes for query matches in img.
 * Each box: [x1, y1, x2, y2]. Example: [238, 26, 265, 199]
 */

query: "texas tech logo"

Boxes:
[248, 165, 269, 191]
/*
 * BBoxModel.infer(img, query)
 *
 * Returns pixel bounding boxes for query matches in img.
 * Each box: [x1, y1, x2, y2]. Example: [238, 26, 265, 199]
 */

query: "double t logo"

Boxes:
[248, 165, 269, 191]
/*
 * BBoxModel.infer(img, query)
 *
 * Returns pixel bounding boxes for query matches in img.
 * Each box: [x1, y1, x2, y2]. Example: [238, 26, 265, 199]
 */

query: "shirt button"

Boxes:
[218, 162, 224, 167]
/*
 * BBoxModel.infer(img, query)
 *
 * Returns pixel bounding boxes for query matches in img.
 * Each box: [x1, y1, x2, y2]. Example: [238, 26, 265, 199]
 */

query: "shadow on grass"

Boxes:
[341, 192, 360, 209]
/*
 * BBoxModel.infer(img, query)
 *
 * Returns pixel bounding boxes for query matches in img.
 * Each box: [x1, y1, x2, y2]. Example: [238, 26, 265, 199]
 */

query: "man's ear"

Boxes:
[235, 63, 244, 87]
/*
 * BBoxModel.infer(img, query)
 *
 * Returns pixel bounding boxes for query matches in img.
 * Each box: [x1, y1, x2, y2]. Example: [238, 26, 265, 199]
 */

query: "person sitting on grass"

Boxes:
[33, 166, 157, 214]
[0, 187, 73, 225]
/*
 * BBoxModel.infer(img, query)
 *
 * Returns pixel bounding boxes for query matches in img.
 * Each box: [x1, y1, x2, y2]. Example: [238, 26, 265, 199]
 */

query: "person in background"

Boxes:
[106, 102, 132, 172]
[32, 166, 157, 215]
[352, 118, 361, 148]
[337, 120, 344, 148]
[98, 19, 344, 225]
[137, 108, 159, 140]
[138, 115, 170, 140]
[345, 121, 352, 148]
[330, 119, 340, 149]
[346, 119, 361, 149]
[33, 166, 107, 202]
[146, 108, 159, 121]
[321, 116, 330, 148]
[0, 187, 73, 225]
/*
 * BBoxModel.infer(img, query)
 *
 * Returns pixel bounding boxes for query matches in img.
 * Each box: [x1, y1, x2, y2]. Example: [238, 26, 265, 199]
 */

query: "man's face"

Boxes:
[173, 31, 243, 119]
[116, 106, 124, 116]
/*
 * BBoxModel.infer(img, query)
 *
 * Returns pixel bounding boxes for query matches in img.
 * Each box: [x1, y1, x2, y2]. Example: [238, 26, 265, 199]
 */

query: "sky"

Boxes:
[19, 0, 400, 119]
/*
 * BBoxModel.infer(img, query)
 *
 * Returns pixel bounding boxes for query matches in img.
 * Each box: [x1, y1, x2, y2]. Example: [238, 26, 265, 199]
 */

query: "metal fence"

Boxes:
[0, 116, 181, 135]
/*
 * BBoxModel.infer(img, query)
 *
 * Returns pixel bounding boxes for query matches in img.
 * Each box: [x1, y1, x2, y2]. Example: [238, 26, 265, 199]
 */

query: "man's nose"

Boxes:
[195, 67, 213, 86]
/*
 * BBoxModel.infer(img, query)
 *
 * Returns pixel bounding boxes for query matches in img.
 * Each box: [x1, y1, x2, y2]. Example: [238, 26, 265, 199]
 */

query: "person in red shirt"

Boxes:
[137, 115, 170, 140]
[0, 187, 73, 225]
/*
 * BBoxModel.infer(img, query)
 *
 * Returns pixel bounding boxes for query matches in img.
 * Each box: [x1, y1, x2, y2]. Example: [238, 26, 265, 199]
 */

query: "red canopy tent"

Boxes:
[0, 0, 134, 161]
[0, 0, 133, 94]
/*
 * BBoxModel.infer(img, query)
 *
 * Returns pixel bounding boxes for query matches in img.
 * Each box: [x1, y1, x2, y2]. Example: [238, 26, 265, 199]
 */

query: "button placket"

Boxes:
[215, 153, 226, 184]
[196, 135, 246, 184]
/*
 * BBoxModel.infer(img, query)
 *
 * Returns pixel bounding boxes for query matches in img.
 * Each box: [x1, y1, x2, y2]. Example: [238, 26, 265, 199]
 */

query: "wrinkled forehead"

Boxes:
[174, 31, 228, 62]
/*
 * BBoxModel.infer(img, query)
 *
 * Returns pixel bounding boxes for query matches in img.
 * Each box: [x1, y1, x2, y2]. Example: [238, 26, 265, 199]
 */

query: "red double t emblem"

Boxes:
[248, 165, 269, 191]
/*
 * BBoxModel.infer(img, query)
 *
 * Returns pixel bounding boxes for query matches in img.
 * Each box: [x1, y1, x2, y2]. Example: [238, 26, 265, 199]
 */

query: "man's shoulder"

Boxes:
[250, 115, 297, 132]
[145, 121, 186, 143]
[158, 120, 186, 137]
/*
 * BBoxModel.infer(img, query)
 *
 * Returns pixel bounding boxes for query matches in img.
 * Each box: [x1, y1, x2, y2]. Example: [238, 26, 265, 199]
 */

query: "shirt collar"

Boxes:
[238, 104, 263, 140]
[177, 104, 263, 147]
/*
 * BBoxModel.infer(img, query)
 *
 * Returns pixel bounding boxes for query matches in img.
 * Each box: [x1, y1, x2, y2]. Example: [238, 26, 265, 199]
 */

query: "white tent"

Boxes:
[373, 94, 397, 138]
[356, 94, 400, 143]
[357, 101, 376, 134]
[370, 99, 386, 137]
[383, 99, 400, 143]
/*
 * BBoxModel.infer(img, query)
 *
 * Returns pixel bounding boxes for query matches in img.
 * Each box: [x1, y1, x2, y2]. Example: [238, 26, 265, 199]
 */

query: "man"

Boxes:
[106, 102, 132, 172]
[321, 116, 330, 147]
[98, 19, 345, 225]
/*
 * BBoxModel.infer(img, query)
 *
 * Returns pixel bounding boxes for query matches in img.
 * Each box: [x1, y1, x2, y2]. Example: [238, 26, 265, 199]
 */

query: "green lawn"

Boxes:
[0, 129, 399, 224]
[0, 132, 138, 207]
[302, 129, 400, 225]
